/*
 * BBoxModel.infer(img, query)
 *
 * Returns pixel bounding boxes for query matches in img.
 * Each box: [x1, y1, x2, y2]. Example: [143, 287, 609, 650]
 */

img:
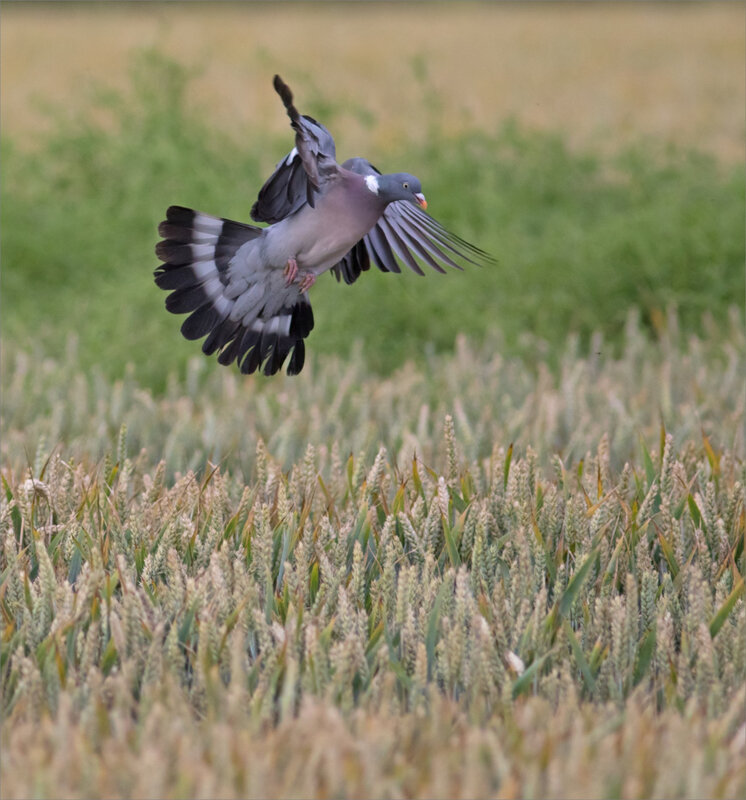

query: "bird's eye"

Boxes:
[403, 182, 409, 190]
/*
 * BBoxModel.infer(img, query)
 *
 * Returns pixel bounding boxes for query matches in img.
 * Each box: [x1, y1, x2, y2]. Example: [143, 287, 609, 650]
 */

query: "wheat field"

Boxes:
[2, 2, 744, 160]
[2, 3, 745, 798]
[2, 311, 745, 798]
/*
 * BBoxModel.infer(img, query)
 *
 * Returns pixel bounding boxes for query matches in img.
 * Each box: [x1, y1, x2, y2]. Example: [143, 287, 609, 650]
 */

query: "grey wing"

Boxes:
[330, 158, 495, 285]
[251, 76, 339, 224]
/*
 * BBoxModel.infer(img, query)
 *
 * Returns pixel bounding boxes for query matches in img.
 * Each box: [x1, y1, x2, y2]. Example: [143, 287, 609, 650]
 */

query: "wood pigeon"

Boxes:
[155, 75, 493, 376]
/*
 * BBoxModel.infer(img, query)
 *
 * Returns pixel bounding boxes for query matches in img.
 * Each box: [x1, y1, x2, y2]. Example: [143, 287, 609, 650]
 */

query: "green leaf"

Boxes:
[178, 604, 196, 648]
[442, 510, 464, 568]
[309, 561, 319, 604]
[640, 437, 656, 487]
[503, 443, 514, 490]
[389, 655, 413, 690]
[275, 583, 289, 624]
[351, 505, 371, 548]
[603, 534, 627, 581]
[559, 549, 598, 618]
[2, 475, 22, 540]
[460, 472, 475, 504]
[67, 547, 83, 585]
[710, 576, 744, 638]
[563, 619, 595, 693]
[451, 491, 468, 514]
[672, 494, 688, 521]
[512, 650, 553, 698]
[425, 580, 450, 680]
[35, 637, 54, 670]
[392, 483, 406, 515]
[319, 618, 335, 650]
[222, 512, 239, 542]
[101, 637, 118, 675]
[316, 474, 333, 509]
[412, 457, 424, 501]
[588, 639, 608, 674]
[657, 532, 679, 579]
[106, 463, 119, 492]
[687, 494, 704, 532]
[633, 627, 656, 686]
[366, 619, 384, 657]
[275, 528, 291, 592]
[701, 431, 720, 477]
[264, 567, 274, 622]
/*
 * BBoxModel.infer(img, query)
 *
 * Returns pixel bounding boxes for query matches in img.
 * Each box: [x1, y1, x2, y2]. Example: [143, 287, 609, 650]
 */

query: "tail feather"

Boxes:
[287, 339, 305, 375]
[154, 205, 314, 376]
[181, 305, 224, 341]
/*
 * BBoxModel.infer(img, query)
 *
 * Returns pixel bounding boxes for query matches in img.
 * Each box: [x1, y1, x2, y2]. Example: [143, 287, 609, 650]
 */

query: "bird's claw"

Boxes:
[284, 257, 316, 292]
[284, 257, 299, 286]
[298, 273, 317, 293]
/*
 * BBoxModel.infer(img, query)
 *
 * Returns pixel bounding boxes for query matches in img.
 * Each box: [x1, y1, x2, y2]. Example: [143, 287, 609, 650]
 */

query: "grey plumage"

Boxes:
[155, 206, 312, 376]
[155, 75, 493, 376]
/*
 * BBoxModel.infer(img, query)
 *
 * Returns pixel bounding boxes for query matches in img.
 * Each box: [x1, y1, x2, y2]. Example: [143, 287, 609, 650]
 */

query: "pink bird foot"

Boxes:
[298, 272, 317, 293]
[284, 257, 299, 286]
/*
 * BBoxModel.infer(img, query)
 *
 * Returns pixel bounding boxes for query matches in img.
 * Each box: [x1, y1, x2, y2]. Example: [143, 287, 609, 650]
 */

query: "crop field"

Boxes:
[2, 3, 745, 799]
[2, 312, 745, 798]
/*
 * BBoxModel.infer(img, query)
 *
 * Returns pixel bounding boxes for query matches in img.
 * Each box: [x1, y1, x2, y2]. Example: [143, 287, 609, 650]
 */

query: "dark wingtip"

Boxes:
[273, 74, 299, 122]
[273, 74, 292, 105]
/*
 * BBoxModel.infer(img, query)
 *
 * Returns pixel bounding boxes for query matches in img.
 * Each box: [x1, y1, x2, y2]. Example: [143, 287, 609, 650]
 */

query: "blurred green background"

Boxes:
[2, 2, 744, 392]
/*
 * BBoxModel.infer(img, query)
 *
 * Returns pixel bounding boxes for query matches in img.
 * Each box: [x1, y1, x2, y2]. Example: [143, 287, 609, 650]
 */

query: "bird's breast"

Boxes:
[274, 176, 384, 274]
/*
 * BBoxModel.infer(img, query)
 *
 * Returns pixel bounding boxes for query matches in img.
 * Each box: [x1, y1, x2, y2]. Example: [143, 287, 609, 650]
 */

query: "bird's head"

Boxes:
[372, 172, 428, 210]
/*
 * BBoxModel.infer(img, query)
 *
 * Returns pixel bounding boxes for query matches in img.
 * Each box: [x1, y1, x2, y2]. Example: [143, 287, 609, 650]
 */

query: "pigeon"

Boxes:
[154, 75, 493, 377]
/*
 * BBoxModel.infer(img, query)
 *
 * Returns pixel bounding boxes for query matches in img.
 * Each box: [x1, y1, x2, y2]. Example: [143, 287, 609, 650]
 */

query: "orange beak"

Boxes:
[414, 193, 427, 210]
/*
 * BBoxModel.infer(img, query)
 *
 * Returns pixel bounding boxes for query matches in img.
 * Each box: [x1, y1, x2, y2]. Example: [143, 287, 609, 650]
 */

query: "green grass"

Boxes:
[2, 50, 744, 391]
[1, 313, 744, 798]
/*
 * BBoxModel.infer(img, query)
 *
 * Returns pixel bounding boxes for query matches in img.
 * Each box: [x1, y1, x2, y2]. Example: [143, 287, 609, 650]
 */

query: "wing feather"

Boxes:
[325, 159, 494, 283]
[251, 76, 339, 223]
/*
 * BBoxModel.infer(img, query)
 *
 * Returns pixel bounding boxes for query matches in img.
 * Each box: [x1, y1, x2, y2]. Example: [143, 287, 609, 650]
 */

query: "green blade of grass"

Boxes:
[710, 576, 744, 638]
[559, 548, 598, 618]
[563, 619, 596, 694]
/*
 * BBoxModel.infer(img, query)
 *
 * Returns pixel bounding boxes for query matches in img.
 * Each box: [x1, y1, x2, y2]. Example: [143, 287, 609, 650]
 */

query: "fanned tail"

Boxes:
[154, 206, 313, 376]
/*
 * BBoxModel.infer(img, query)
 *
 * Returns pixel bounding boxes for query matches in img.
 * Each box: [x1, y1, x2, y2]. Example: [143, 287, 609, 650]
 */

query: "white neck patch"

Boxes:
[364, 174, 380, 195]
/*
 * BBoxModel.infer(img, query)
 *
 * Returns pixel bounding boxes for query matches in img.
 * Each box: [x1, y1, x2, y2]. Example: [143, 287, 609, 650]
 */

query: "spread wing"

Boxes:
[330, 158, 495, 285]
[251, 76, 339, 224]
[250, 77, 493, 281]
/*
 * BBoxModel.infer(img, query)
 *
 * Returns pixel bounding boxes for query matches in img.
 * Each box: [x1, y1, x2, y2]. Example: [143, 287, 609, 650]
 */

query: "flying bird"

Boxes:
[155, 75, 493, 376]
